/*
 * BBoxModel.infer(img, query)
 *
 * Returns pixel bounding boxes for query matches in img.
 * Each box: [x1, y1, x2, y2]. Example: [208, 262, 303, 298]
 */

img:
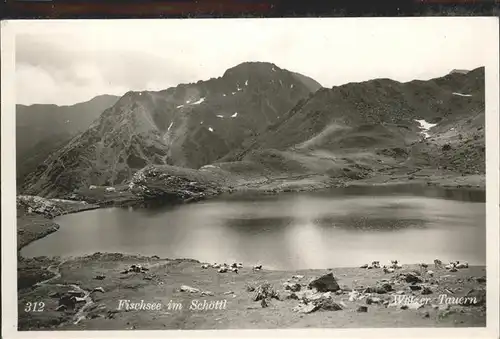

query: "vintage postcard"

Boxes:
[1, 18, 499, 338]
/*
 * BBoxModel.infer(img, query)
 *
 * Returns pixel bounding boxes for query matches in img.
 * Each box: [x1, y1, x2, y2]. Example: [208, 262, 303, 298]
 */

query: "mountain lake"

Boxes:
[21, 186, 486, 269]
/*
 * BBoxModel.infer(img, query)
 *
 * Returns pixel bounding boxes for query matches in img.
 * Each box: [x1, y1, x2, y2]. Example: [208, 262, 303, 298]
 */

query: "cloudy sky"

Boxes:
[15, 18, 495, 105]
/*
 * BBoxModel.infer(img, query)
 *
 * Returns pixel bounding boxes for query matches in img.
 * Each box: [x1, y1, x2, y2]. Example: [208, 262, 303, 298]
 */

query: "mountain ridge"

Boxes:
[20, 64, 485, 199]
[21, 62, 322, 197]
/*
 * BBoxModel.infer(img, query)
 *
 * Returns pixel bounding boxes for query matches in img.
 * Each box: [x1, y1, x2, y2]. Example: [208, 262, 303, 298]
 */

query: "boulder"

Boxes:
[283, 282, 301, 292]
[314, 298, 343, 311]
[409, 285, 422, 291]
[180, 285, 200, 293]
[364, 283, 393, 294]
[308, 273, 340, 292]
[402, 273, 422, 284]
[59, 295, 77, 309]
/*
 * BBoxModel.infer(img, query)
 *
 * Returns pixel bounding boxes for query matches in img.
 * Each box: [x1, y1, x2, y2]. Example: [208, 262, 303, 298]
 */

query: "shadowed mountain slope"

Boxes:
[16, 95, 120, 187]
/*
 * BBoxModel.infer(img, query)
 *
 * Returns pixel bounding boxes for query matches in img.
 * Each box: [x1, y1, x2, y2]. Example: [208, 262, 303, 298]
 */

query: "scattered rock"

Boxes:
[180, 285, 200, 293]
[408, 302, 425, 310]
[366, 297, 383, 305]
[106, 310, 119, 319]
[92, 287, 105, 293]
[253, 282, 279, 302]
[201, 291, 214, 296]
[94, 275, 105, 280]
[475, 276, 486, 284]
[67, 290, 85, 298]
[223, 291, 234, 295]
[348, 291, 360, 302]
[409, 285, 422, 291]
[308, 273, 340, 292]
[357, 306, 368, 312]
[58, 295, 77, 309]
[48, 291, 62, 298]
[340, 285, 352, 292]
[292, 275, 304, 280]
[55, 304, 67, 311]
[422, 311, 430, 318]
[314, 298, 343, 311]
[402, 273, 423, 284]
[283, 282, 301, 292]
[293, 303, 318, 314]
[364, 283, 393, 294]
[465, 288, 486, 306]
[245, 284, 256, 292]
[439, 310, 455, 318]
[421, 287, 433, 295]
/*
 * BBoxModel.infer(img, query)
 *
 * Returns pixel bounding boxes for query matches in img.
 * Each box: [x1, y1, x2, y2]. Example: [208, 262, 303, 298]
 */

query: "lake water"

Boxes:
[21, 186, 486, 269]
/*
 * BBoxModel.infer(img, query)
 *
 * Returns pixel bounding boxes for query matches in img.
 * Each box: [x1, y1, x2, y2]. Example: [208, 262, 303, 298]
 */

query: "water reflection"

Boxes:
[21, 186, 486, 269]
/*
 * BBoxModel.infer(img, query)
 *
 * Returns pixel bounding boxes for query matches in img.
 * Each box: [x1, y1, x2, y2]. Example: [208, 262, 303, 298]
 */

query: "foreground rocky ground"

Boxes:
[18, 253, 486, 330]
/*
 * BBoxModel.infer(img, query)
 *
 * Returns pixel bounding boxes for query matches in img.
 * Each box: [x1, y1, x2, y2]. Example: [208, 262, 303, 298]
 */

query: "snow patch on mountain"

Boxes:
[452, 92, 472, 97]
[415, 119, 438, 139]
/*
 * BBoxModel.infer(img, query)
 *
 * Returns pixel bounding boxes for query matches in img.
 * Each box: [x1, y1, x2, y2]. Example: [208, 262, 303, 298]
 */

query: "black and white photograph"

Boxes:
[1, 18, 499, 336]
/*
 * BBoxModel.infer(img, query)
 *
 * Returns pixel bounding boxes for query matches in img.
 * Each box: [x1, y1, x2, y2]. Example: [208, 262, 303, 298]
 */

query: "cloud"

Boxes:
[14, 18, 492, 105]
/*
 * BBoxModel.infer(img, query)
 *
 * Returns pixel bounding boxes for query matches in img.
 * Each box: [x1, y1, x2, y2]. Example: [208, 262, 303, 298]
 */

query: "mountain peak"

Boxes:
[449, 69, 470, 75]
[222, 61, 280, 78]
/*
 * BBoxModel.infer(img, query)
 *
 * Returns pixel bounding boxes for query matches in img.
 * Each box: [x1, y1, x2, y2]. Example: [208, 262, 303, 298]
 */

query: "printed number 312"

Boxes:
[25, 302, 45, 312]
